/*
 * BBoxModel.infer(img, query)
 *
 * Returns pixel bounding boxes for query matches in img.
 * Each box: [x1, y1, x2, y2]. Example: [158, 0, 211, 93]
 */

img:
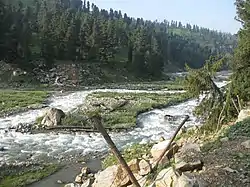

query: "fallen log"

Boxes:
[31, 125, 131, 134]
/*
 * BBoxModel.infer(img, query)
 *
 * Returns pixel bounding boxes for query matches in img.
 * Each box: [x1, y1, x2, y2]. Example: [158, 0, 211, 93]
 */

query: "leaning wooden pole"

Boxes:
[91, 114, 141, 187]
[154, 115, 190, 169]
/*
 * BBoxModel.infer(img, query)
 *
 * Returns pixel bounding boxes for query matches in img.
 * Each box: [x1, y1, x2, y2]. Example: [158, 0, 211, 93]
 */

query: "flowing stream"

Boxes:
[0, 81, 228, 164]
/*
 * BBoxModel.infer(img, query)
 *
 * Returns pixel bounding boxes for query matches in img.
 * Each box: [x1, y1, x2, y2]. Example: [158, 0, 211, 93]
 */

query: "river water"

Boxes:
[0, 81, 228, 164]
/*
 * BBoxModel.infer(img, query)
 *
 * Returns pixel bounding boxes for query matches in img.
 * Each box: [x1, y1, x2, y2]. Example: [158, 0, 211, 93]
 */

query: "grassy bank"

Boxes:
[0, 164, 62, 187]
[0, 91, 49, 116]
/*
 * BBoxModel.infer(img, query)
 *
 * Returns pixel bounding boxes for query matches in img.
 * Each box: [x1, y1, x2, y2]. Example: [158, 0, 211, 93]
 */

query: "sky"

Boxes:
[89, 0, 241, 34]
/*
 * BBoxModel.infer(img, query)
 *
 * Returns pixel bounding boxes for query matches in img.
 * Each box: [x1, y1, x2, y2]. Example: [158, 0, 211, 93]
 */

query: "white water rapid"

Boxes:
[0, 81, 228, 164]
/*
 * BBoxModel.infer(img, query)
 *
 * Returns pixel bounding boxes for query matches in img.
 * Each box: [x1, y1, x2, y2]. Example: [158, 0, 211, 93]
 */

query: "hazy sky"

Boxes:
[90, 0, 241, 34]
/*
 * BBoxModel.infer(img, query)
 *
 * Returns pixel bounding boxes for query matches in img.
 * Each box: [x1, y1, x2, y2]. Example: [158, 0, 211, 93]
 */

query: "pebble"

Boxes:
[57, 180, 63, 184]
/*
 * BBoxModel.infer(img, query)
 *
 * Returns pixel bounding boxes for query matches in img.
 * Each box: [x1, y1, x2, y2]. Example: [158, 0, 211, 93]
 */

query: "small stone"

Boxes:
[214, 172, 219, 177]
[75, 174, 82, 183]
[241, 140, 250, 149]
[220, 137, 229, 142]
[57, 180, 63, 184]
[159, 136, 165, 142]
[81, 167, 91, 176]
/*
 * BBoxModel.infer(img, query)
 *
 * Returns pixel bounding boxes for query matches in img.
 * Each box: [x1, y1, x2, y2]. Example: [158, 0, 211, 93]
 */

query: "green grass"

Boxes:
[0, 164, 61, 187]
[102, 143, 154, 169]
[0, 91, 49, 115]
[87, 92, 190, 129]
[223, 117, 250, 139]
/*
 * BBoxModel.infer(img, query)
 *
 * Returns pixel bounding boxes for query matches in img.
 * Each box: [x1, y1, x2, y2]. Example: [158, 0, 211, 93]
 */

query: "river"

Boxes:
[0, 80, 228, 165]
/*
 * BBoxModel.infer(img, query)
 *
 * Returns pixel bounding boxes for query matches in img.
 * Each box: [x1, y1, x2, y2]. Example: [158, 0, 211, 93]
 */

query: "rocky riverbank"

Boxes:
[61, 111, 250, 187]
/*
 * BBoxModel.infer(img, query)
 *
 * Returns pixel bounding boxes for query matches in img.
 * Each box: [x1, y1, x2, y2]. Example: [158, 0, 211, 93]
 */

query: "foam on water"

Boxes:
[0, 81, 228, 163]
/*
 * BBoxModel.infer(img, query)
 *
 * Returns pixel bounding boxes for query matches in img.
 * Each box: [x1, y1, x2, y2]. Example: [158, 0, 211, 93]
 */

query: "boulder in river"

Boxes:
[41, 108, 65, 127]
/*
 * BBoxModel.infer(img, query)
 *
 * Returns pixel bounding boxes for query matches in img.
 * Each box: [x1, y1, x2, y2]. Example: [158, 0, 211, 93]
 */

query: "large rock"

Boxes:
[151, 141, 179, 161]
[155, 167, 178, 187]
[41, 108, 65, 127]
[92, 159, 139, 187]
[236, 109, 250, 123]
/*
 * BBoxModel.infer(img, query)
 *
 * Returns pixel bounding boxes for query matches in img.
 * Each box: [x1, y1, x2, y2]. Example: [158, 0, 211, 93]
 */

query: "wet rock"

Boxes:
[139, 159, 152, 176]
[175, 160, 204, 173]
[155, 167, 178, 187]
[15, 123, 32, 133]
[236, 109, 250, 123]
[151, 141, 179, 160]
[241, 140, 250, 149]
[41, 108, 65, 127]
[57, 180, 63, 184]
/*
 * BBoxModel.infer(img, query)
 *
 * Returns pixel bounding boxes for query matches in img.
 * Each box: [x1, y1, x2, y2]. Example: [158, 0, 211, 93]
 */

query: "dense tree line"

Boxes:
[0, 0, 237, 78]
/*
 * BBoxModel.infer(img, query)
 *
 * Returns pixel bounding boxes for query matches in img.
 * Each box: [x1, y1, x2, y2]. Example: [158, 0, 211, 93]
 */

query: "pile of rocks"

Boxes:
[64, 139, 206, 187]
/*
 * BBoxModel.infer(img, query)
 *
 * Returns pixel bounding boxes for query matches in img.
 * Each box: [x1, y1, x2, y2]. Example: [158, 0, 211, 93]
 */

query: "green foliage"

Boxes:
[224, 117, 250, 139]
[231, 0, 250, 102]
[0, 164, 61, 187]
[0, 0, 236, 79]
[184, 56, 228, 130]
[0, 90, 49, 115]
[102, 143, 153, 168]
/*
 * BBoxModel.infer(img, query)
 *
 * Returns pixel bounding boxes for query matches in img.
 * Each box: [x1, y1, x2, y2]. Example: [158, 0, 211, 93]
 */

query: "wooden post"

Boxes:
[91, 115, 141, 187]
[154, 115, 190, 169]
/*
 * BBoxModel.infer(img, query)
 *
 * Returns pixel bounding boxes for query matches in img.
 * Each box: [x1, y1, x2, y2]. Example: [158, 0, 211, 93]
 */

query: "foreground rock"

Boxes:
[155, 167, 178, 187]
[93, 159, 140, 187]
[150, 140, 179, 161]
[41, 108, 65, 127]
